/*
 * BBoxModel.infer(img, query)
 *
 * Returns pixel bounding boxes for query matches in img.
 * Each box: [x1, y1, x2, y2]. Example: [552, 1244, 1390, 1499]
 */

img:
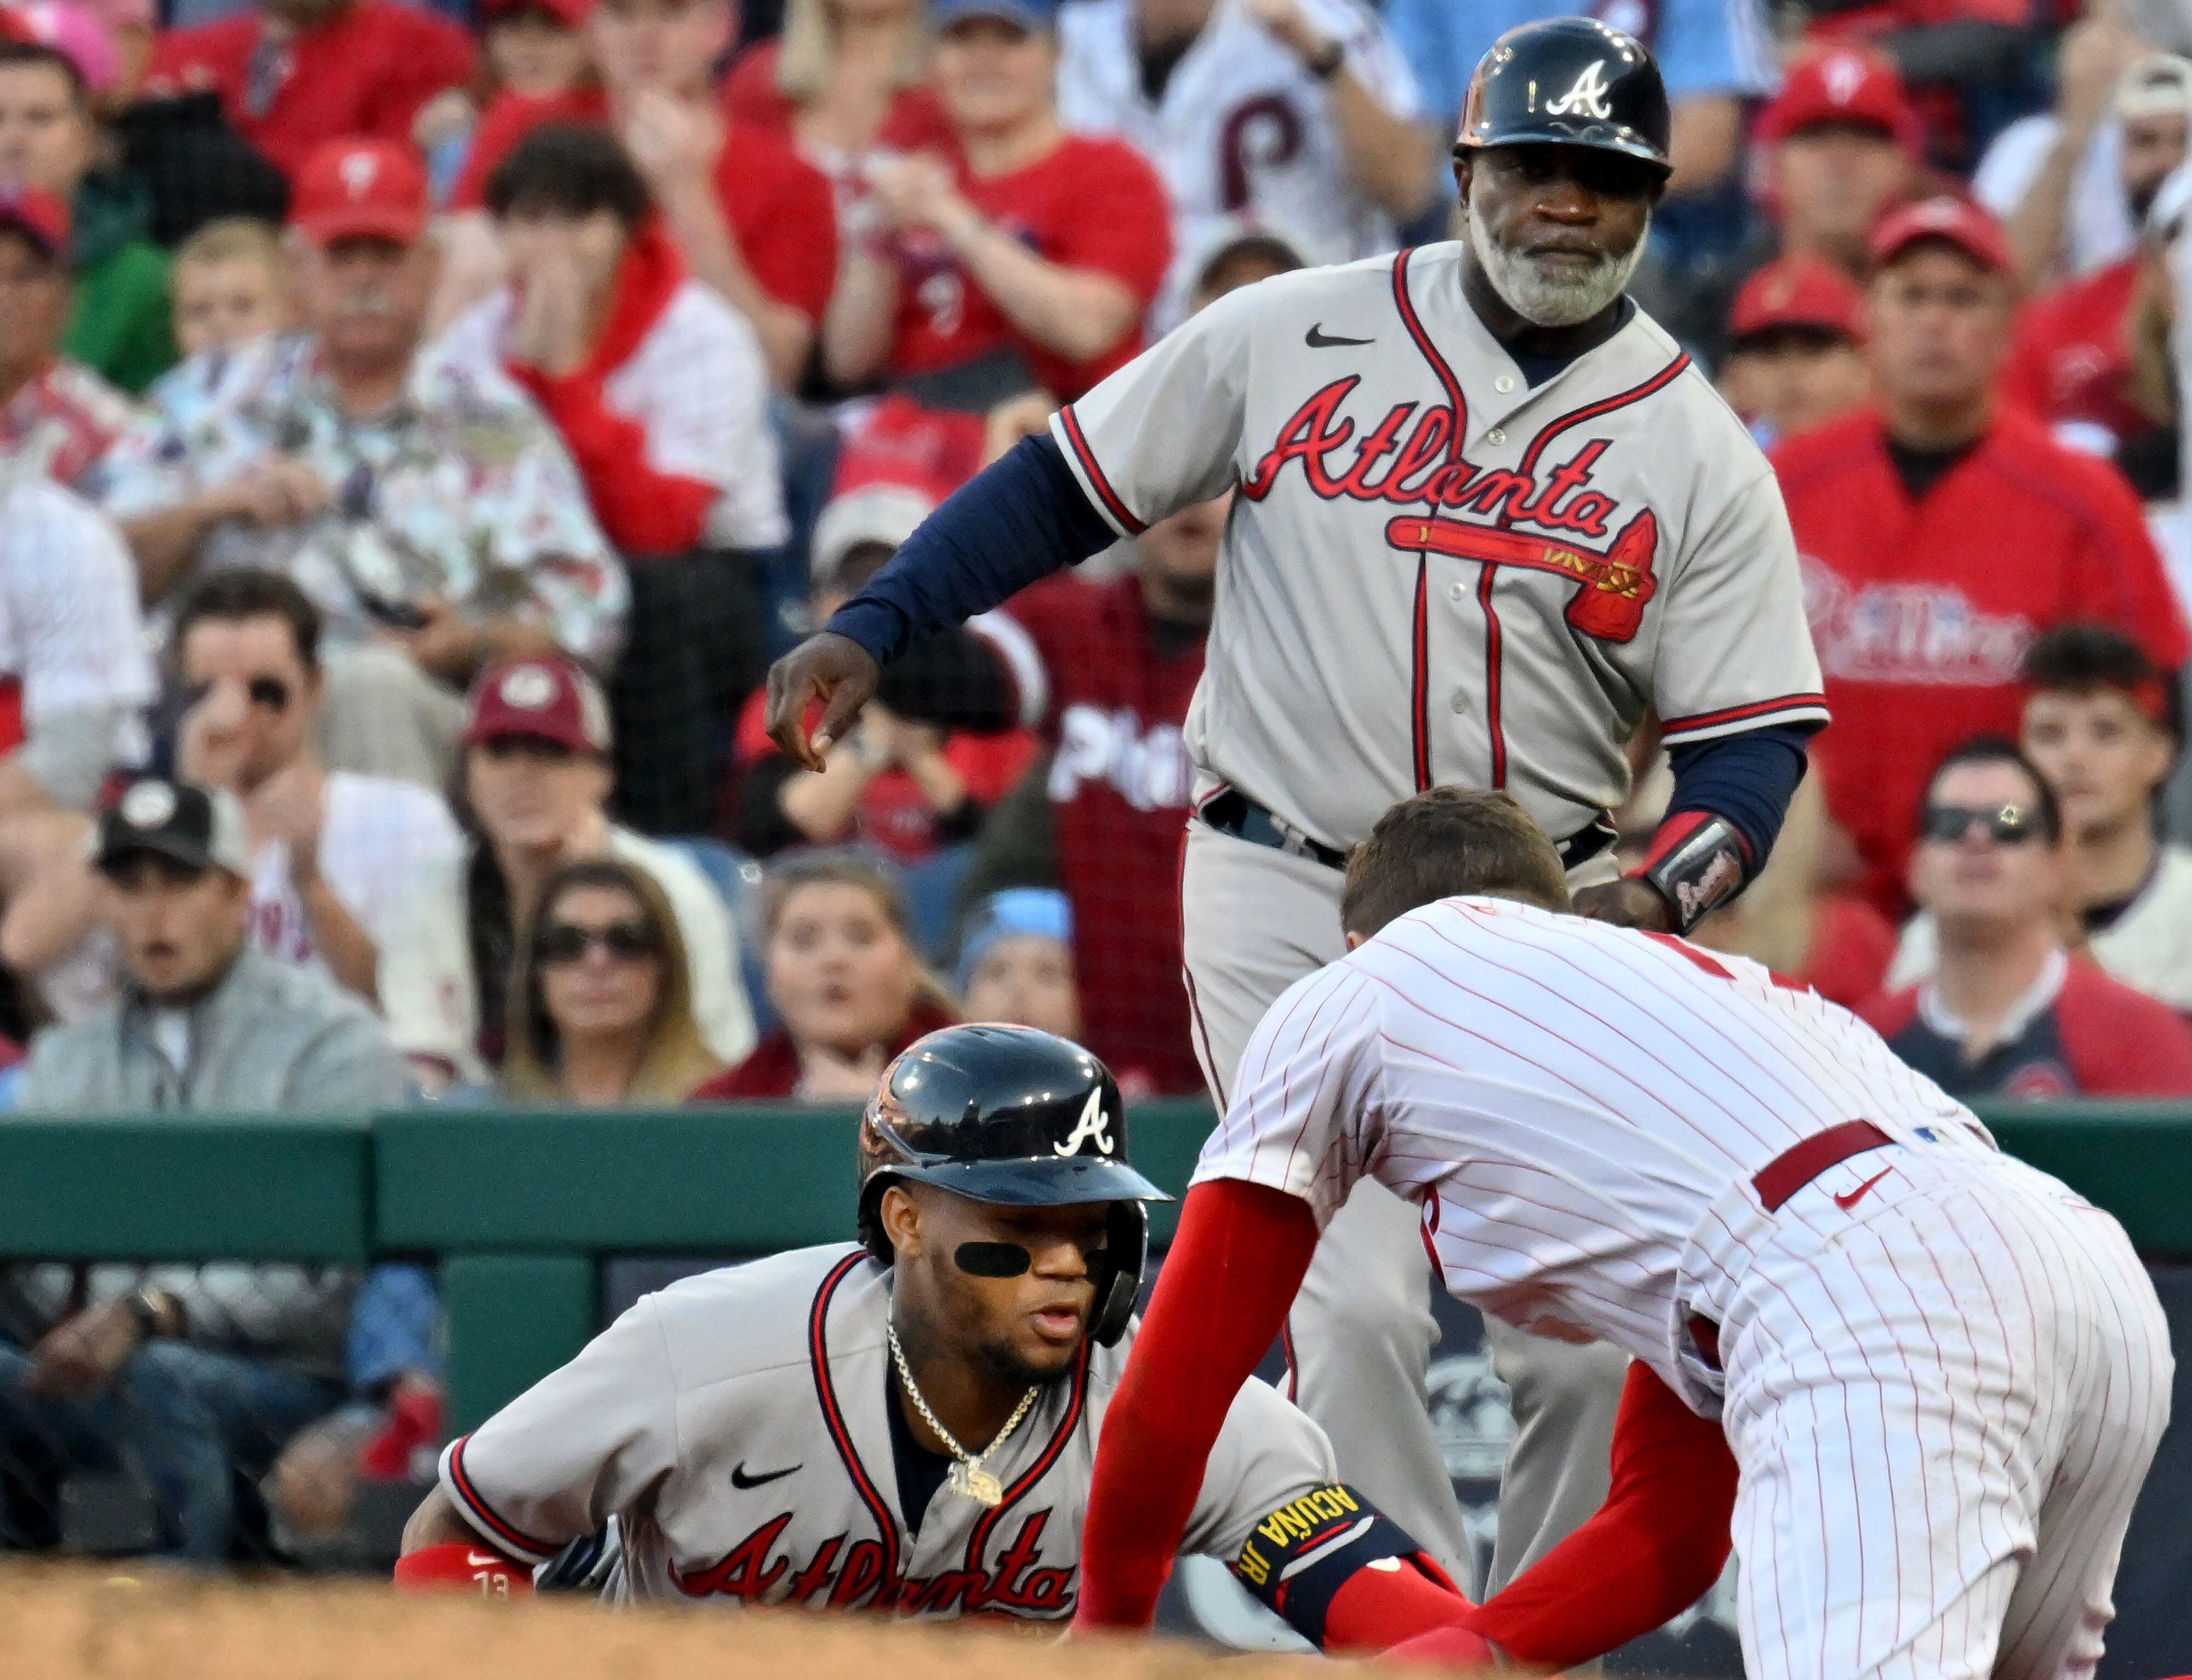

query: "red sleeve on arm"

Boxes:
[2059, 964, 2192, 1096]
[375, 10, 476, 142]
[1464, 1362, 1737, 1668]
[505, 363, 715, 556]
[1073, 1178, 1319, 1632]
[1056, 142, 1174, 306]
[2081, 459, 2192, 668]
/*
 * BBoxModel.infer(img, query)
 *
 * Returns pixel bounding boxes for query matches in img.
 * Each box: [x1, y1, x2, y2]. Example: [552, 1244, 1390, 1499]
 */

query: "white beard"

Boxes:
[1466, 207, 1649, 328]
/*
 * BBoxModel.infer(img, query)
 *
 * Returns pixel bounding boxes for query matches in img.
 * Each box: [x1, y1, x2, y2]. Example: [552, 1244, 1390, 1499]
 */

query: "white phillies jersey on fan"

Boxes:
[439, 1245, 1336, 1616]
[1057, 0, 1425, 327]
[1048, 245, 1826, 854]
[1200, 896, 1987, 1395]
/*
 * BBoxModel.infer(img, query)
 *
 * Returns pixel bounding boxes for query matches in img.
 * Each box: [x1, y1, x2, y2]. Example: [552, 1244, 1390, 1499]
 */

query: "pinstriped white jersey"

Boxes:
[1194, 895, 1995, 1399]
[1049, 244, 1827, 855]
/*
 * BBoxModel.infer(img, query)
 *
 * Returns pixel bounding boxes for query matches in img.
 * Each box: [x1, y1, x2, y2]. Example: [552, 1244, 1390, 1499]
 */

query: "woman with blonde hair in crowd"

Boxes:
[503, 855, 723, 1104]
[721, 0, 952, 177]
[694, 852, 954, 1100]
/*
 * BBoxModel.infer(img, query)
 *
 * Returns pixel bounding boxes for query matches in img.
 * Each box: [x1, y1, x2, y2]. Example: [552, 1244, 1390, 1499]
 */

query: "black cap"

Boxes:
[1458, 16, 1672, 178]
[90, 779, 253, 878]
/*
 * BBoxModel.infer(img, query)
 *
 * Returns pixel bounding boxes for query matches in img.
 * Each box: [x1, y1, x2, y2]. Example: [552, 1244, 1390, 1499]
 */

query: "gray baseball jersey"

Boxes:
[438, 1244, 1337, 1616]
[1048, 243, 1828, 852]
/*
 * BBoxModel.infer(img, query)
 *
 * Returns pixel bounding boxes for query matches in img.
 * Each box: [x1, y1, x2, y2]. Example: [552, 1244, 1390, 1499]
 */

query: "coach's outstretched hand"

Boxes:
[766, 632, 882, 771]
[1572, 879, 1675, 933]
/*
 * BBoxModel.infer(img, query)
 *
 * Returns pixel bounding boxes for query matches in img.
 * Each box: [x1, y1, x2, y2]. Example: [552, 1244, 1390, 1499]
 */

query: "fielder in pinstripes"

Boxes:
[1074, 788, 2172, 1680]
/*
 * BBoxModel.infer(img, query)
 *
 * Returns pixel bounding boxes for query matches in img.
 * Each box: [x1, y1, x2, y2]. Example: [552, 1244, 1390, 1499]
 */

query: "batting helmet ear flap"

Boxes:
[1091, 1200, 1149, 1346]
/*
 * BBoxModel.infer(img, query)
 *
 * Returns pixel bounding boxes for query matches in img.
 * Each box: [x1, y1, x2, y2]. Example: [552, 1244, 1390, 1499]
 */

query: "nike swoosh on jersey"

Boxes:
[730, 1461, 801, 1489]
[466, 1552, 507, 1568]
[1305, 324, 1375, 348]
[1833, 1168, 1894, 1211]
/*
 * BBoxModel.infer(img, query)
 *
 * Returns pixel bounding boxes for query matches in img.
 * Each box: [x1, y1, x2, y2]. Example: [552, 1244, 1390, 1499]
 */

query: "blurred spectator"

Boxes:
[694, 852, 952, 1099]
[1976, 30, 2190, 288]
[1999, 61, 2188, 468]
[18, 778, 407, 1109]
[378, 655, 753, 1087]
[1779, 196, 2189, 913]
[95, 138, 624, 790]
[0, 473, 151, 822]
[722, 0, 954, 175]
[480, 0, 592, 104]
[168, 217, 291, 357]
[502, 854, 723, 1101]
[1057, 0, 1432, 329]
[0, 778, 399, 1559]
[1692, 774, 1896, 1009]
[69, 0, 152, 105]
[0, 186, 130, 489]
[1890, 624, 2192, 1009]
[1, 570, 466, 1012]
[1185, 222, 1306, 310]
[957, 885, 1079, 1038]
[955, 490, 1224, 1094]
[1758, 47, 1925, 277]
[1382, 0, 1775, 193]
[437, 124, 786, 558]
[1717, 254, 1872, 448]
[733, 481, 1035, 861]
[443, 0, 840, 391]
[823, 0, 1172, 408]
[1859, 738, 2192, 1096]
[0, 38, 174, 391]
[142, 0, 475, 182]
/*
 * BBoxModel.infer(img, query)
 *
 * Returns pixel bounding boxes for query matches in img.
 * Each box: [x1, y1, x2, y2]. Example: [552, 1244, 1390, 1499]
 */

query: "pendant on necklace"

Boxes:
[949, 1462, 1004, 1506]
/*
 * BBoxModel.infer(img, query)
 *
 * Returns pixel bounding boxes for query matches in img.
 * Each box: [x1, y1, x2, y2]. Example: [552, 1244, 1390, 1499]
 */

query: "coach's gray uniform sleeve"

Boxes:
[1048, 282, 1259, 535]
[439, 1296, 681, 1563]
[1181, 1375, 1342, 1560]
[1650, 467, 1828, 748]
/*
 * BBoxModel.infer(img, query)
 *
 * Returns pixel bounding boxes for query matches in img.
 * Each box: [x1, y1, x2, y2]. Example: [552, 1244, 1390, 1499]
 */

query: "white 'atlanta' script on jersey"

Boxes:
[1201, 896, 2173, 1679]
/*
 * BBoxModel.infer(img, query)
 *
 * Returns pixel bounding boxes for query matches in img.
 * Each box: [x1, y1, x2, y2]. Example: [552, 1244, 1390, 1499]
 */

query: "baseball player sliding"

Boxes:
[768, 17, 1825, 1587]
[395, 1026, 1545, 1652]
[1074, 787, 2174, 1677]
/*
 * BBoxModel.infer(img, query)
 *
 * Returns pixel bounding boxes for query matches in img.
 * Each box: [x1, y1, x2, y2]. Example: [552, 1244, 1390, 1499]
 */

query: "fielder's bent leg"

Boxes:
[1179, 820, 1474, 1581]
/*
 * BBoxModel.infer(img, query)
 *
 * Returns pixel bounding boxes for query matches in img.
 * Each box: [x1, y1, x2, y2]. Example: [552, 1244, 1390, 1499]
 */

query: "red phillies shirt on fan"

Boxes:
[453, 89, 840, 325]
[1778, 404, 2189, 912]
[2000, 258, 2152, 455]
[145, 0, 476, 180]
[883, 135, 1170, 401]
[994, 572, 1206, 1095]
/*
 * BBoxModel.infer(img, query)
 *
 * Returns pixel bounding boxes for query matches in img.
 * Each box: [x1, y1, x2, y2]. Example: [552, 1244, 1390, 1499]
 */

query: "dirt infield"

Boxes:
[8, 1562, 1380, 1680]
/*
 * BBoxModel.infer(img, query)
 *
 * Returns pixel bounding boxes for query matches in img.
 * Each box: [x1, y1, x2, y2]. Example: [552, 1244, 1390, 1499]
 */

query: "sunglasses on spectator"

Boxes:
[537, 919, 659, 965]
[185, 676, 290, 713]
[1921, 803, 2044, 846]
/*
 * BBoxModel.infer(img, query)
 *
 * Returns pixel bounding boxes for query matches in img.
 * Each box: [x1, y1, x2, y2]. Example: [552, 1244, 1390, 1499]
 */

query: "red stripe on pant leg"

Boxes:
[1478, 564, 1505, 788]
[1413, 556, 1432, 789]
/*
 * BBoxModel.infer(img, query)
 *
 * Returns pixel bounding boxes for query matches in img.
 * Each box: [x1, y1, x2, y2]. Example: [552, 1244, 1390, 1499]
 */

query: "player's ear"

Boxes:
[878, 1184, 923, 1258]
[1344, 930, 1366, 952]
[1452, 149, 1472, 204]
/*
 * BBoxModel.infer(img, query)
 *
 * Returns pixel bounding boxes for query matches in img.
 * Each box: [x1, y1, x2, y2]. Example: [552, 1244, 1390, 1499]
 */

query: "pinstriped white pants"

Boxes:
[1717, 1147, 2171, 1680]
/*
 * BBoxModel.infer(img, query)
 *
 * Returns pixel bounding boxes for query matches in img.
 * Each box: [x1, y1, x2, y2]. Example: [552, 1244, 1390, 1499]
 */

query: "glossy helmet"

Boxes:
[856, 1024, 1171, 1345]
[1457, 16, 1672, 180]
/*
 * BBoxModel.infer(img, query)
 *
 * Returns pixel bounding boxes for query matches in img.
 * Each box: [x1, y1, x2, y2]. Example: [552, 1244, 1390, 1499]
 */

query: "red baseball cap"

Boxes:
[1869, 195, 2013, 276]
[1729, 255, 1865, 344]
[291, 138, 430, 247]
[0, 184, 70, 259]
[481, 0, 590, 27]
[461, 656, 613, 755]
[1757, 47, 1923, 156]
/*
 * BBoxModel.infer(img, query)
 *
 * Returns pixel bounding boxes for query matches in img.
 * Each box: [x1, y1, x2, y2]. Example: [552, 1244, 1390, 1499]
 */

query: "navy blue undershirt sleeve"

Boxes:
[1664, 723, 1817, 867]
[826, 432, 1118, 666]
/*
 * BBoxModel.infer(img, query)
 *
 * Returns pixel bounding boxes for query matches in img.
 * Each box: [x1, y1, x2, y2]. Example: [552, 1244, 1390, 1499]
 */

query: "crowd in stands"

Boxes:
[3, 0, 2192, 1569]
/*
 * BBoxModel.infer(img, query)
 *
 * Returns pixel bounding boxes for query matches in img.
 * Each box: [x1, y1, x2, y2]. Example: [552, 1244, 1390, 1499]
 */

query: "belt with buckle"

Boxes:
[1686, 1120, 1894, 1373]
[1199, 791, 1616, 875]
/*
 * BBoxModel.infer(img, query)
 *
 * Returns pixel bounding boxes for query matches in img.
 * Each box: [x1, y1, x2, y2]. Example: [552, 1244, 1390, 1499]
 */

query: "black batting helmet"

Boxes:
[1457, 17, 1672, 180]
[856, 1024, 1171, 1345]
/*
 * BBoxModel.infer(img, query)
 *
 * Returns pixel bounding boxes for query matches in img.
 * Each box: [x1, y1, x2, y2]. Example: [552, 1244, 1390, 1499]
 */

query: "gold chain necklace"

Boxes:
[886, 1322, 1040, 1507]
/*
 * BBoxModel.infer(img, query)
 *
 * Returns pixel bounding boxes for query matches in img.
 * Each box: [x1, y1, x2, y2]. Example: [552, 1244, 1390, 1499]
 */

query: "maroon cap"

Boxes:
[1757, 47, 1922, 156]
[1870, 195, 2013, 276]
[481, 0, 591, 26]
[1729, 255, 1865, 344]
[290, 138, 430, 247]
[0, 184, 69, 259]
[461, 656, 613, 755]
